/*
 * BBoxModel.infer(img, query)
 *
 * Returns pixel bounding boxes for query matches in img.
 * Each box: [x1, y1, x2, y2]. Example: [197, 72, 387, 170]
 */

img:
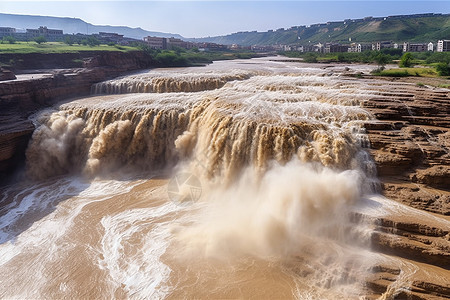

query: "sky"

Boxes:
[0, 1, 449, 37]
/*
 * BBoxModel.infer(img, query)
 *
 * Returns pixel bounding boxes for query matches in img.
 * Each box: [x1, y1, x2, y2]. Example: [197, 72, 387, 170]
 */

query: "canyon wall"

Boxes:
[0, 51, 153, 184]
[362, 83, 449, 215]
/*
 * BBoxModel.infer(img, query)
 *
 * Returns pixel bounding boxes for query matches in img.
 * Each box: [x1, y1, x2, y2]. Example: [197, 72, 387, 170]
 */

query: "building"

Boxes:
[251, 45, 275, 52]
[0, 27, 16, 38]
[196, 42, 227, 51]
[373, 41, 394, 51]
[361, 44, 373, 52]
[26, 26, 63, 41]
[324, 43, 349, 53]
[403, 42, 428, 52]
[428, 42, 434, 52]
[98, 32, 124, 44]
[289, 45, 303, 52]
[349, 43, 372, 53]
[167, 37, 195, 50]
[437, 40, 450, 52]
[348, 43, 358, 53]
[143, 36, 196, 50]
[143, 36, 167, 49]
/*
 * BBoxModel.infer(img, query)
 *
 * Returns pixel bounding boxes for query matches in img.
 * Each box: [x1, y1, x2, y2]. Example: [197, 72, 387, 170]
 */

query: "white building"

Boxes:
[403, 42, 408, 52]
[437, 40, 450, 52]
[428, 42, 434, 52]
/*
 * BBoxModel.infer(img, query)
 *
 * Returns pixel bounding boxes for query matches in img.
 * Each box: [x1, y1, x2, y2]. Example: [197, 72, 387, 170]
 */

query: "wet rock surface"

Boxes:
[0, 61, 449, 297]
[363, 83, 450, 216]
[362, 79, 450, 299]
[0, 68, 16, 81]
[0, 51, 153, 183]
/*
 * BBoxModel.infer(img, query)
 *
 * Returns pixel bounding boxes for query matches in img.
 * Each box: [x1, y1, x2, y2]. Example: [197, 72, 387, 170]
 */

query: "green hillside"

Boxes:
[193, 14, 450, 46]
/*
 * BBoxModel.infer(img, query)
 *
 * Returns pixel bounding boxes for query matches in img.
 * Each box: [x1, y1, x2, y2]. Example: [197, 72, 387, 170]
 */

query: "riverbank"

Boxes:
[0, 49, 263, 183]
[0, 50, 153, 183]
[0, 57, 448, 298]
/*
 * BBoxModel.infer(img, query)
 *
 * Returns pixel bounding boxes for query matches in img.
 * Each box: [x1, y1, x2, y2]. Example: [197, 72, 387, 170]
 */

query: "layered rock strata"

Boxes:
[0, 51, 153, 183]
[362, 79, 449, 299]
[362, 83, 449, 216]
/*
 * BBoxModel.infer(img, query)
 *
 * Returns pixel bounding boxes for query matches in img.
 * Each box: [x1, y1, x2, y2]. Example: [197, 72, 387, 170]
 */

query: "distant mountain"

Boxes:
[192, 13, 450, 46]
[0, 13, 184, 40]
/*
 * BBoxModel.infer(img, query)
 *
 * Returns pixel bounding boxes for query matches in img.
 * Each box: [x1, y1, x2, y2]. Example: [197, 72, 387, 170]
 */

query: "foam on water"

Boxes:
[99, 202, 184, 298]
[0, 177, 147, 298]
[2, 57, 439, 299]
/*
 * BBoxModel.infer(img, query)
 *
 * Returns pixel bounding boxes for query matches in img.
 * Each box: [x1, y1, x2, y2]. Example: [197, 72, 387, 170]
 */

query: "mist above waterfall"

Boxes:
[5, 58, 404, 298]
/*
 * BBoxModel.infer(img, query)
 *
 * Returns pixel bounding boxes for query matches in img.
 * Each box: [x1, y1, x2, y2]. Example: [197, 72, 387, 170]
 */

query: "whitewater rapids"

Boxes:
[0, 57, 443, 299]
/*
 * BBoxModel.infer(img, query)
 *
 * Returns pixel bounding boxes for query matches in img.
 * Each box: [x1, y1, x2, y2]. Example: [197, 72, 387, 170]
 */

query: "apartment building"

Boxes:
[373, 41, 394, 51]
[143, 36, 167, 49]
[348, 43, 372, 52]
[403, 42, 428, 52]
[26, 26, 63, 41]
[167, 37, 195, 49]
[324, 43, 349, 53]
[437, 40, 450, 52]
[0, 27, 16, 38]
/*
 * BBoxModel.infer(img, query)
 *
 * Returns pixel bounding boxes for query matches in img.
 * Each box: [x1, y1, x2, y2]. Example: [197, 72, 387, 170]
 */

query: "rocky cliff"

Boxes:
[363, 81, 449, 216]
[0, 51, 152, 70]
[0, 51, 153, 184]
[360, 78, 449, 299]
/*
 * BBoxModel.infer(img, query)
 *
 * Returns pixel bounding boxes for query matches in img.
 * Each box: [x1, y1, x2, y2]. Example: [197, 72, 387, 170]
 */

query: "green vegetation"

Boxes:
[374, 52, 390, 68]
[81, 36, 101, 47]
[373, 69, 409, 77]
[0, 41, 260, 69]
[63, 36, 74, 46]
[199, 14, 450, 46]
[34, 36, 47, 44]
[303, 53, 318, 63]
[0, 41, 139, 53]
[424, 52, 450, 64]
[281, 50, 450, 78]
[281, 49, 401, 64]
[1, 36, 16, 44]
[373, 67, 437, 77]
[399, 52, 413, 67]
[137, 44, 261, 67]
[436, 63, 450, 76]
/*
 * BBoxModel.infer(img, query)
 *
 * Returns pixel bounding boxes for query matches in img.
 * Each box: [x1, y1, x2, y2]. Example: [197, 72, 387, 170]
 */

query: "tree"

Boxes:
[303, 52, 318, 63]
[155, 51, 188, 67]
[381, 48, 403, 58]
[64, 36, 74, 46]
[87, 36, 100, 47]
[2, 36, 16, 44]
[399, 52, 413, 68]
[374, 52, 390, 67]
[436, 63, 450, 76]
[34, 36, 47, 44]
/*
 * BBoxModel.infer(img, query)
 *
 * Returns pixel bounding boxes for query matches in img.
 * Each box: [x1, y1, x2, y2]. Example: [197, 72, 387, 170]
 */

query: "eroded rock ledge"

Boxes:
[363, 82, 450, 216]
[361, 79, 449, 299]
[0, 51, 153, 184]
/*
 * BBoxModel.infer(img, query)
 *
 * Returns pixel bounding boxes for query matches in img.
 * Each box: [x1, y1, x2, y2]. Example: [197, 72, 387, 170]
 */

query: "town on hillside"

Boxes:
[1, 12, 449, 53]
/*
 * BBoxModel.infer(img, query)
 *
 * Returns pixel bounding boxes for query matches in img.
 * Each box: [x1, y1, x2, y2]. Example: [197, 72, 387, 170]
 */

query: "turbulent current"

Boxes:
[0, 57, 441, 299]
